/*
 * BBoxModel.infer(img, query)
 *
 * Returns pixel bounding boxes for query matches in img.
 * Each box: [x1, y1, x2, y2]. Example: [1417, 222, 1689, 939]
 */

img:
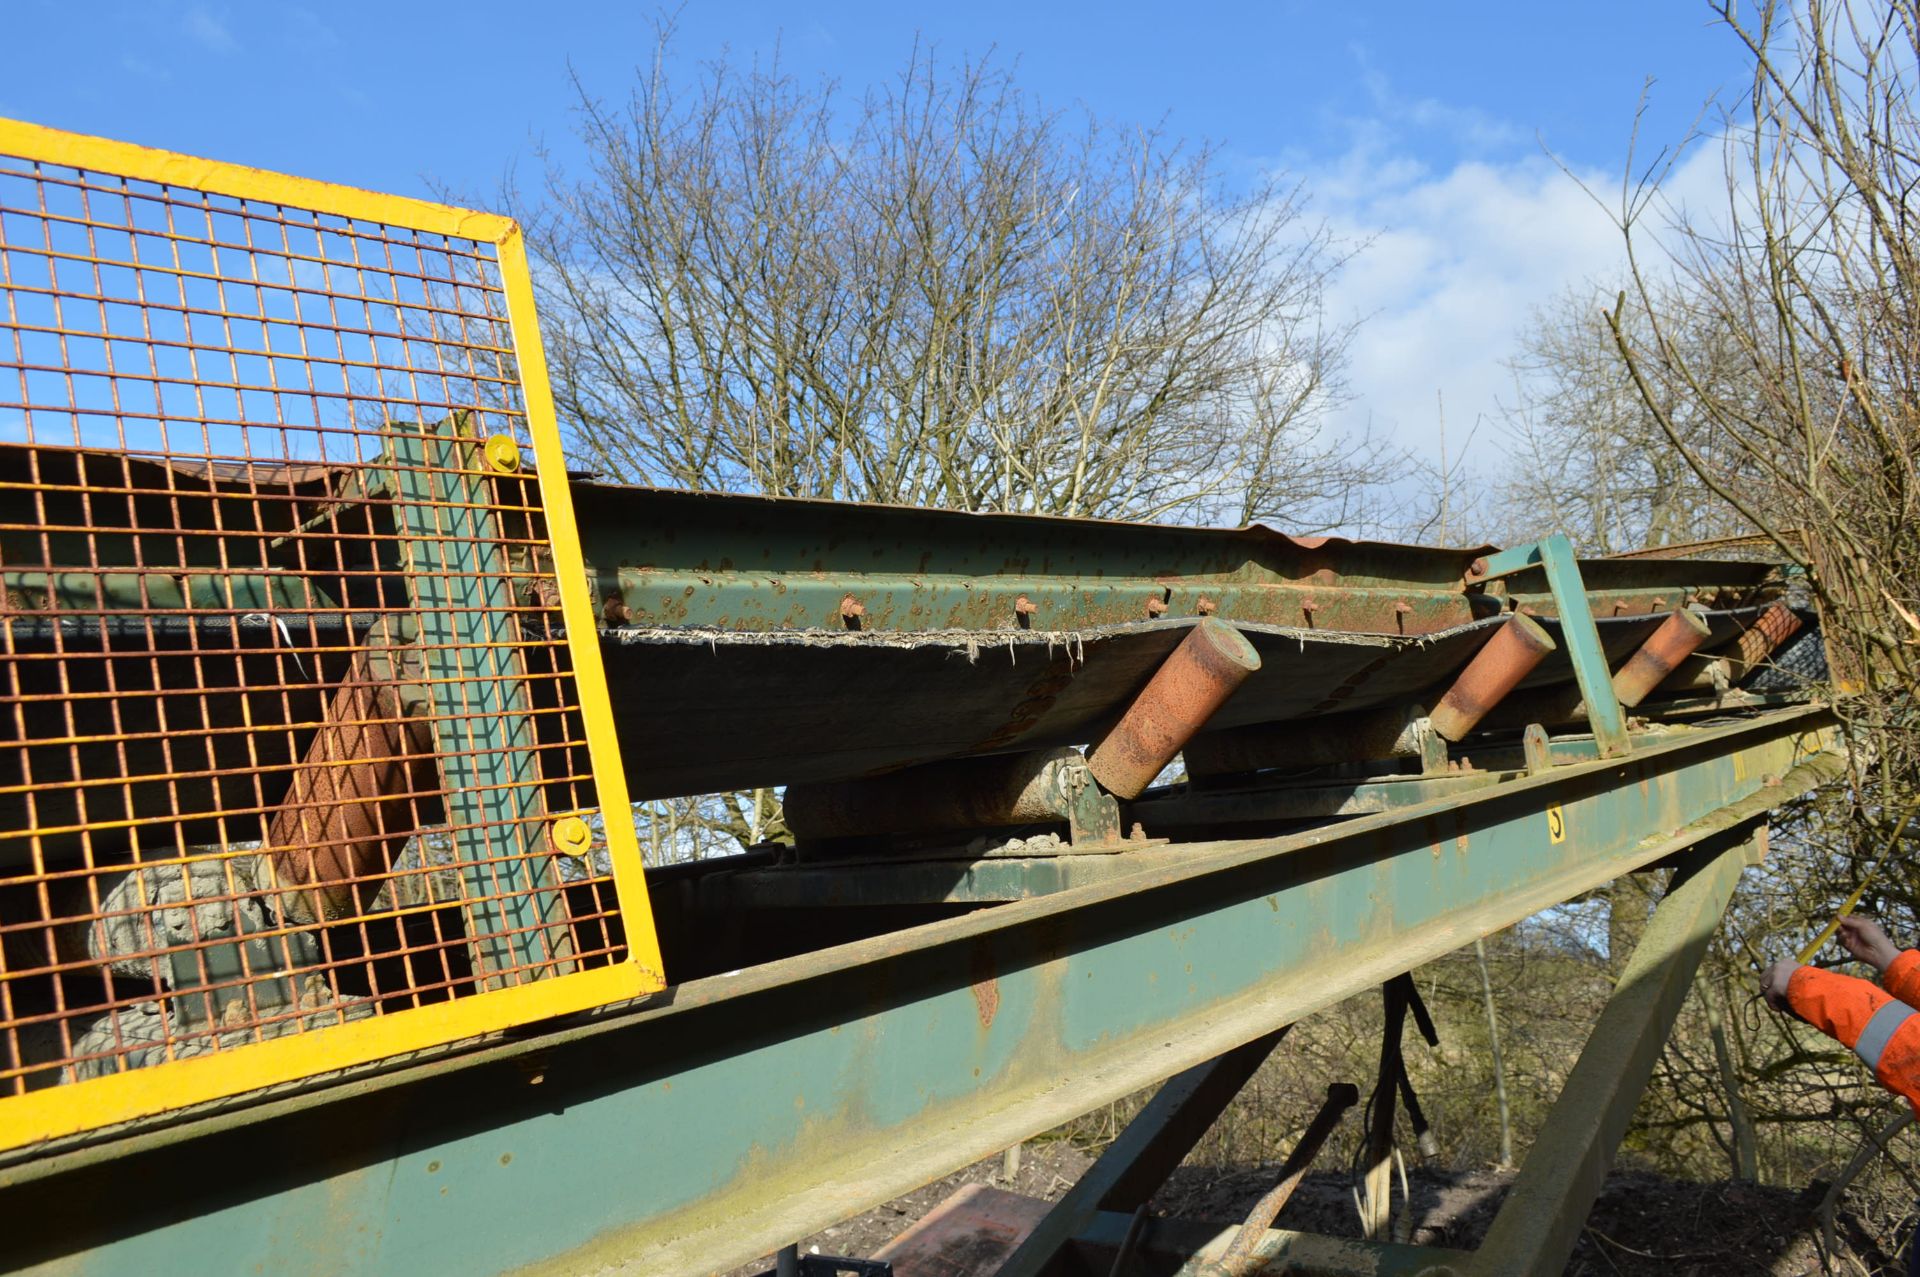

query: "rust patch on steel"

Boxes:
[971, 976, 1000, 1029]
[1429, 613, 1556, 742]
[971, 978, 999, 1028]
[1086, 619, 1261, 799]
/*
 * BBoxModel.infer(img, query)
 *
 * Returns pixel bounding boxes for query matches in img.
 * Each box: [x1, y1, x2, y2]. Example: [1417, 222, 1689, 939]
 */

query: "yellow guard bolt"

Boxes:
[484, 433, 522, 473]
[551, 814, 594, 857]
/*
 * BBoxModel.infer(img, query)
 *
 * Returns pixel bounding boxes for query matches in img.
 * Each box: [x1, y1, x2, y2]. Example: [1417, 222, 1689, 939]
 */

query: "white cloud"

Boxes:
[1298, 105, 1729, 481]
[184, 5, 238, 54]
[1352, 49, 1526, 154]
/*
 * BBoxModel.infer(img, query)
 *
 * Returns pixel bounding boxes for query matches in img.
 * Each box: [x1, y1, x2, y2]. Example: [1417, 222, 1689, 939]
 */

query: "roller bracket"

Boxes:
[1060, 758, 1161, 854]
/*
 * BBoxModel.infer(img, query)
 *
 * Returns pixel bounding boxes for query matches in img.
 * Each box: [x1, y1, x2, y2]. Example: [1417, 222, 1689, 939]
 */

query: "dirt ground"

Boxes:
[729, 1141, 1096, 1275]
[729, 1138, 1904, 1276]
[1156, 1160, 1898, 1275]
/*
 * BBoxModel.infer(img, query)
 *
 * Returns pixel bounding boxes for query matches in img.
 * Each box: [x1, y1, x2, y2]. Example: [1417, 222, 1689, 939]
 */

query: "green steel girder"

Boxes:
[566, 484, 1780, 638]
[1141, 771, 1505, 830]
[1482, 535, 1631, 757]
[998, 1028, 1290, 1277]
[694, 719, 1769, 911]
[1461, 829, 1753, 1275]
[0, 705, 1839, 1277]
[389, 422, 574, 981]
[699, 848, 1189, 909]
[1066, 827, 1751, 1277]
[1076, 1214, 1469, 1277]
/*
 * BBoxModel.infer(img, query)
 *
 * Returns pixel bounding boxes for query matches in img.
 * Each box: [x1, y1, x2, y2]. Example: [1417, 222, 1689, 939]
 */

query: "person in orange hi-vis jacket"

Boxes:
[1762, 914, 1920, 1275]
[1761, 916, 1920, 1116]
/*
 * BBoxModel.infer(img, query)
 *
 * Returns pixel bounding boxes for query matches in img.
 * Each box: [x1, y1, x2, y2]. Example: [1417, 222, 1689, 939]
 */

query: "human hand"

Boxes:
[1837, 915, 1900, 972]
[1760, 958, 1799, 1013]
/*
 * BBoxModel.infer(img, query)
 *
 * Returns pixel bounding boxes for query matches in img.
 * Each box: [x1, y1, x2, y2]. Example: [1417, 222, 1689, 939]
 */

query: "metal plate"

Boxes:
[0, 118, 663, 1149]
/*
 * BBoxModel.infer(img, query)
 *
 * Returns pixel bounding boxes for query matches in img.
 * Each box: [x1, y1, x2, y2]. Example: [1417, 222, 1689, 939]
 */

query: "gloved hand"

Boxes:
[1761, 958, 1799, 1012]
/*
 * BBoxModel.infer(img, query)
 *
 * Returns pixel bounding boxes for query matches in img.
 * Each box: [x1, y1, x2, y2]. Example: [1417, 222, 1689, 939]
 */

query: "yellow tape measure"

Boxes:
[1796, 874, 1878, 964]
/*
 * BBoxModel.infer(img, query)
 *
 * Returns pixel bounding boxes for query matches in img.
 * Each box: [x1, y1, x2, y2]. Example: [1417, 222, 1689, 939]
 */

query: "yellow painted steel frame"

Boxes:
[0, 118, 666, 1151]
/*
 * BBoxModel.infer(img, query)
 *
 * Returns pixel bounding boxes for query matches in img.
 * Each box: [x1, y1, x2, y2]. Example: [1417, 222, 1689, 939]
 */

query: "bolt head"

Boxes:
[551, 814, 595, 858]
[483, 433, 522, 473]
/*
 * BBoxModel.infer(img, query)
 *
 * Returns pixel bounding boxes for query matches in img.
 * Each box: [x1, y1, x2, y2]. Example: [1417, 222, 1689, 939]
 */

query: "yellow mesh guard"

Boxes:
[0, 119, 663, 1150]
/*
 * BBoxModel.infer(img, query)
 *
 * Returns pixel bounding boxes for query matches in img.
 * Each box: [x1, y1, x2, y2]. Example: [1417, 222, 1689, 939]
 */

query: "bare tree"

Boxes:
[516, 26, 1379, 530]
[1494, 285, 1759, 553]
[1588, 0, 1920, 1220]
[1606, 1, 1920, 703]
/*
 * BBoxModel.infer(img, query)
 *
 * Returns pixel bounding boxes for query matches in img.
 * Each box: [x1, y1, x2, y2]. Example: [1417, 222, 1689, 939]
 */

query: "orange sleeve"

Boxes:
[1791, 965, 1920, 1117]
[1874, 1018, 1920, 1118]
[1787, 965, 1893, 1049]
[1882, 949, 1920, 1008]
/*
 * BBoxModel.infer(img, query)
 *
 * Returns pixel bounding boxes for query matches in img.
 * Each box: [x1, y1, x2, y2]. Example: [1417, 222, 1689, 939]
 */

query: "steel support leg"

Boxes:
[1462, 825, 1757, 1275]
[996, 1027, 1289, 1277]
[1476, 535, 1631, 758]
[1536, 535, 1632, 757]
[1085, 1214, 1466, 1277]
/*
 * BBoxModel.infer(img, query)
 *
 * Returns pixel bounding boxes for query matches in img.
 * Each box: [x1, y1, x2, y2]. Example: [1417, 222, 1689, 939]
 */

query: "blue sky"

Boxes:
[2, 1, 1749, 477]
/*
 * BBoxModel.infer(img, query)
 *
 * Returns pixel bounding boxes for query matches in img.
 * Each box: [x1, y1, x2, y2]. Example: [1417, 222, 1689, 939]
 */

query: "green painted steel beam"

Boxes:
[997, 1028, 1289, 1277]
[566, 484, 1777, 639]
[1462, 829, 1753, 1276]
[389, 421, 574, 981]
[1139, 771, 1504, 830]
[0, 706, 1839, 1277]
[1535, 535, 1631, 758]
[704, 848, 1186, 909]
[701, 724, 1769, 911]
[1069, 1213, 1470, 1276]
[1482, 536, 1632, 758]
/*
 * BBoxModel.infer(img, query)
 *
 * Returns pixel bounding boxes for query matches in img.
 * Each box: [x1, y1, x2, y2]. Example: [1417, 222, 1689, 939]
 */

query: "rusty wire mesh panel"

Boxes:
[0, 122, 660, 1143]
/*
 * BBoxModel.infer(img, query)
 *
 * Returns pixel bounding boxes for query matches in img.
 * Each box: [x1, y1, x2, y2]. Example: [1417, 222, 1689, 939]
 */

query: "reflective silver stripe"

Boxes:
[1854, 1000, 1916, 1070]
